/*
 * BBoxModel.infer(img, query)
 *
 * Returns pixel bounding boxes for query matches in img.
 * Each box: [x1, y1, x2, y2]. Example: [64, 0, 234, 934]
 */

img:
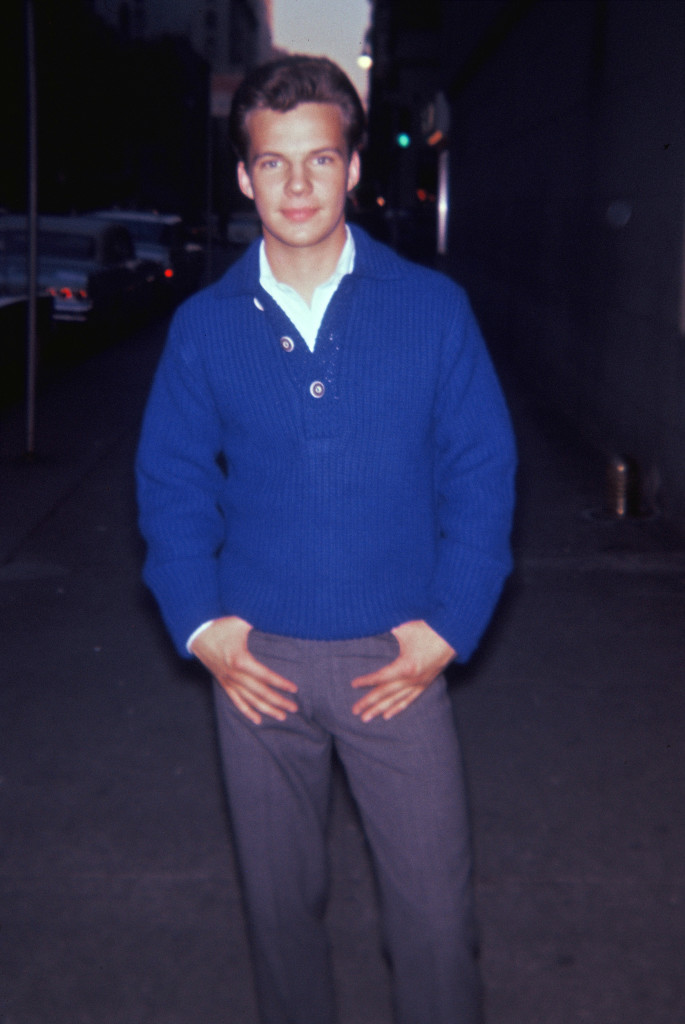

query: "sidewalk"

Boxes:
[1, 300, 683, 1024]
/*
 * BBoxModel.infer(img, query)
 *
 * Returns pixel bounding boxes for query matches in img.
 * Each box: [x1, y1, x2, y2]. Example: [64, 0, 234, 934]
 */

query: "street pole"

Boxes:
[24, 0, 38, 457]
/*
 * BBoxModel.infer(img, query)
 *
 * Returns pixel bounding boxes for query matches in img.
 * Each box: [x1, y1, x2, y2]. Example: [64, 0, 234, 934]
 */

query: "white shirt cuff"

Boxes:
[186, 619, 215, 654]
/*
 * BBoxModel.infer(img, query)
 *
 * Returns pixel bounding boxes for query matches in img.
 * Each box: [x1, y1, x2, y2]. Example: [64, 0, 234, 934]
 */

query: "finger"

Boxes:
[227, 673, 299, 716]
[225, 685, 263, 725]
[355, 685, 421, 722]
[350, 656, 404, 690]
[380, 689, 421, 720]
[239, 658, 300, 713]
[242, 650, 299, 694]
[221, 677, 297, 722]
[352, 679, 408, 718]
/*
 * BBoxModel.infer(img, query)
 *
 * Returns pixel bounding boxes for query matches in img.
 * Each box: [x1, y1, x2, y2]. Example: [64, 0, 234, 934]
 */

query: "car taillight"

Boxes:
[48, 286, 88, 300]
[164, 268, 174, 278]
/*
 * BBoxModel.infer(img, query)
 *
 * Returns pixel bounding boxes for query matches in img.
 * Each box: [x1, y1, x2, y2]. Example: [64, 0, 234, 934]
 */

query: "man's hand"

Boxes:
[191, 616, 298, 725]
[351, 620, 455, 723]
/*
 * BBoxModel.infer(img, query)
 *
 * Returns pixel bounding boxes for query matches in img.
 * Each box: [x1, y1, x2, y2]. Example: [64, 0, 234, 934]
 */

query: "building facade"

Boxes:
[92, 0, 272, 74]
[368, 0, 685, 525]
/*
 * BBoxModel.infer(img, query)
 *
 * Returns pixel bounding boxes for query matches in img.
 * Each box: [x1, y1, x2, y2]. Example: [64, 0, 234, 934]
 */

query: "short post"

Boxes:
[605, 455, 640, 518]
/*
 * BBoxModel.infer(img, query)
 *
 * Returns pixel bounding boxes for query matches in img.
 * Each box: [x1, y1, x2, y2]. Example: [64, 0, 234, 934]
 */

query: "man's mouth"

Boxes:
[281, 207, 318, 222]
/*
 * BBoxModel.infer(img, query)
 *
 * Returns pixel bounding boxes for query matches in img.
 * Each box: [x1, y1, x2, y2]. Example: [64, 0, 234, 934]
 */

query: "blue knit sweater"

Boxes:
[136, 226, 516, 661]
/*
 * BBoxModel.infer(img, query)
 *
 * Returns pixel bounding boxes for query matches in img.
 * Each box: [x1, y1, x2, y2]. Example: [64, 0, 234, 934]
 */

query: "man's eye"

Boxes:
[314, 155, 333, 166]
[260, 159, 281, 170]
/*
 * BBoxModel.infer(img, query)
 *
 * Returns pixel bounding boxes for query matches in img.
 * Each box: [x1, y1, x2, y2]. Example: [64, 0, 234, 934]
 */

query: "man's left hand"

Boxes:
[351, 620, 456, 722]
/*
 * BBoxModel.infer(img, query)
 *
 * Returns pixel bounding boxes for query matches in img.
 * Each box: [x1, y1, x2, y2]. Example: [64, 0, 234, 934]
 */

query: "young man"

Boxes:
[136, 56, 516, 1024]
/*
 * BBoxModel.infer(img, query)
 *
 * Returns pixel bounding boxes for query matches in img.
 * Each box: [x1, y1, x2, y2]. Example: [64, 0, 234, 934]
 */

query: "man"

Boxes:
[136, 55, 516, 1024]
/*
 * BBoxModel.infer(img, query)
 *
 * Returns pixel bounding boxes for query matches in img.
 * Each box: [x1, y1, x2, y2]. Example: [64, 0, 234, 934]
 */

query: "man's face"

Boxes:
[237, 102, 360, 257]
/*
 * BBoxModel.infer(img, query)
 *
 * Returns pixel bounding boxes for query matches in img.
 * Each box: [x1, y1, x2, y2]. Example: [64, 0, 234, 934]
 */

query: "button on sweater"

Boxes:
[136, 226, 516, 661]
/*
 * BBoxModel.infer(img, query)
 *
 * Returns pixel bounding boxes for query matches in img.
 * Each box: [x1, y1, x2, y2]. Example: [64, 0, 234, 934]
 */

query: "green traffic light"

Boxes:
[396, 132, 411, 148]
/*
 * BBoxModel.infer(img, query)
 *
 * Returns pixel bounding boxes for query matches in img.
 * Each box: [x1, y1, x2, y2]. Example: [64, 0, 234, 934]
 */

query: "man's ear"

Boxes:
[237, 161, 255, 201]
[347, 151, 361, 193]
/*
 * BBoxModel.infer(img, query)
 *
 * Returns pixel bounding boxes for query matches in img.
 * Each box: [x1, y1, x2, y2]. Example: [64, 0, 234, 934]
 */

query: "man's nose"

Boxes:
[285, 163, 312, 194]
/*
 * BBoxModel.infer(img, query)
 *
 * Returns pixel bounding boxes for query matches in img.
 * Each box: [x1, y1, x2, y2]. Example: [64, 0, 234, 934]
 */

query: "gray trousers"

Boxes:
[213, 630, 482, 1024]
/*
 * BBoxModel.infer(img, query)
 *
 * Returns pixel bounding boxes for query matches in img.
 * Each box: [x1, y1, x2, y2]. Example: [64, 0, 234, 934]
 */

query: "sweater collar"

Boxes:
[214, 224, 402, 300]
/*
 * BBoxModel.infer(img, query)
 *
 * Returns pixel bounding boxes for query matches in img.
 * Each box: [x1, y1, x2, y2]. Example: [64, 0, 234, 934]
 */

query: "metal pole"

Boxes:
[24, 0, 39, 457]
[437, 148, 449, 255]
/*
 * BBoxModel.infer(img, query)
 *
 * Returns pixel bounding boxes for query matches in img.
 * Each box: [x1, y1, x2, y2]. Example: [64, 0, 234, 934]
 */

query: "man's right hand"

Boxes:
[190, 616, 298, 725]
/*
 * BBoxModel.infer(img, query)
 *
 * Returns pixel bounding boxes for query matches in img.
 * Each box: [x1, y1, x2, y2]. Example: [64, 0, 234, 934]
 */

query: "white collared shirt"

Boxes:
[258, 227, 356, 352]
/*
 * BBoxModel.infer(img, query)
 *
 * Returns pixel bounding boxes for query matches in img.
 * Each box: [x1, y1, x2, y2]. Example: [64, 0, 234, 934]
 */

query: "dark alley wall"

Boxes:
[3, 2, 209, 222]
[443, 0, 685, 523]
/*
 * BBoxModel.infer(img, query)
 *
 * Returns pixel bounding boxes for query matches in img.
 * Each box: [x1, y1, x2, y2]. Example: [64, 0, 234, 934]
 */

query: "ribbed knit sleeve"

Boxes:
[423, 287, 516, 660]
[136, 300, 226, 656]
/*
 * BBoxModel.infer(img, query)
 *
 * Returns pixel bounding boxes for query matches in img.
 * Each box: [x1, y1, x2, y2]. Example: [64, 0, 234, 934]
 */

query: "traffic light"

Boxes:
[394, 107, 412, 148]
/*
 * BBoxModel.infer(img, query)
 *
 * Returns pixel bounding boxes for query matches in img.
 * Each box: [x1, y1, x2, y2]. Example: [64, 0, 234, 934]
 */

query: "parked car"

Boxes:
[0, 214, 161, 332]
[91, 210, 204, 300]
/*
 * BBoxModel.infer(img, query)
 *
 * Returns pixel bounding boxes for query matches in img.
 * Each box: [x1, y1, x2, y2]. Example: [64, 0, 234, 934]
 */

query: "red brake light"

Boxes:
[47, 286, 88, 300]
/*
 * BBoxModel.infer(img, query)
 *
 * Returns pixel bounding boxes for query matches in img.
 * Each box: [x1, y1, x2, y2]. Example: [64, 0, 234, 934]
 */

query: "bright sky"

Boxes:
[271, 0, 372, 105]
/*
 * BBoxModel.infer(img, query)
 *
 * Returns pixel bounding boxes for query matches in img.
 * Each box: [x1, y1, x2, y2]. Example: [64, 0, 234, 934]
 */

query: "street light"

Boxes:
[357, 30, 373, 71]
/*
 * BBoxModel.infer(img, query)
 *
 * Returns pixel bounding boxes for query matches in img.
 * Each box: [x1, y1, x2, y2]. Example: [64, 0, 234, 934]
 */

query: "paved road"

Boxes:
[1, 280, 683, 1024]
